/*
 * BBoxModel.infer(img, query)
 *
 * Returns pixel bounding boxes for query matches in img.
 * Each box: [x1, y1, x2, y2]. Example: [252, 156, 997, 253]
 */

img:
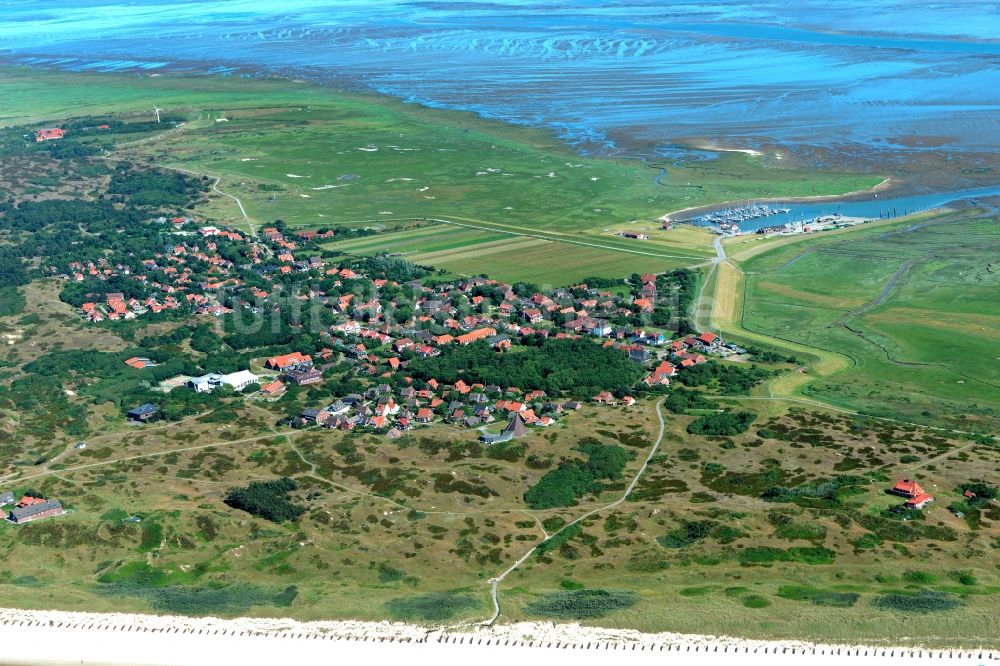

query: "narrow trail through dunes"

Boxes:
[483, 399, 667, 626]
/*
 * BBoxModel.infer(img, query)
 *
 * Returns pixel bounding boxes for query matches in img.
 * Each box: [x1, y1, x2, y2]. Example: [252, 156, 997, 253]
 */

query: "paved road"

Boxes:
[713, 234, 727, 262]
[691, 235, 727, 332]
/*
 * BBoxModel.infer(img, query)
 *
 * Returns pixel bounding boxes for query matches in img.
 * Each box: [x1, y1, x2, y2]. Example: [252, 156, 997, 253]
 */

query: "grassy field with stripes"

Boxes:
[328, 223, 699, 285]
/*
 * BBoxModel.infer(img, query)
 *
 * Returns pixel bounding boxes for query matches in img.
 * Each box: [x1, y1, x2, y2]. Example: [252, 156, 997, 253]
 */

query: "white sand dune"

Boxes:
[285, 173, 307, 178]
[0, 609, 993, 666]
[695, 143, 763, 157]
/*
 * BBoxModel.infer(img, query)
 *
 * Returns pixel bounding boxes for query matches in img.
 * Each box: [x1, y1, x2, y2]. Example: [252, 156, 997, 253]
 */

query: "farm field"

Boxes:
[723, 208, 1000, 430]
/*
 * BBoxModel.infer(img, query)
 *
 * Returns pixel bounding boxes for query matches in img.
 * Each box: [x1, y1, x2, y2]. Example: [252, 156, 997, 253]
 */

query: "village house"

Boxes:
[593, 390, 616, 405]
[888, 478, 935, 509]
[455, 327, 497, 345]
[628, 348, 652, 364]
[35, 128, 65, 142]
[327, 400, 350, 416]
[697, 332, 721, 348]
[126, 403, 158, 423]
[286, 367, 323, 386]
[259, 380, 286, 397]
[300, 408, 331, 425]
[8, 496, 64, 524]
[522, 308, 543, 324]
[265, 351, 312, 371]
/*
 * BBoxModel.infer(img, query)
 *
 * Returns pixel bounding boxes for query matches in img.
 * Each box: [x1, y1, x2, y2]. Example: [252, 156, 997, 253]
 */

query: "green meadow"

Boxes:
[736, 209, 1000, 429]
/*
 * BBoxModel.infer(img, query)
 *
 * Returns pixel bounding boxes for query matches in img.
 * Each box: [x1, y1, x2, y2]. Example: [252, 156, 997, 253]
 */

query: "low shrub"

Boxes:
[871, 589, 962, 613]
[687, 411, 756, 437]
[739, 546, 835, 566]
[384, 592, 480, 621]
[223, 477, 305, 523]
[525, 589, 638, 619]
[742, 595, 771, 608]
[777, 585, 859, 607]
[949, 570, 977, 586]
[657, 520, 716, 548]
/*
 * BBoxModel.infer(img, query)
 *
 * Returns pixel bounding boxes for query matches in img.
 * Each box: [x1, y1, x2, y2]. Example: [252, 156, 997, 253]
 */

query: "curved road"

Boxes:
[483, 398, 667, 625]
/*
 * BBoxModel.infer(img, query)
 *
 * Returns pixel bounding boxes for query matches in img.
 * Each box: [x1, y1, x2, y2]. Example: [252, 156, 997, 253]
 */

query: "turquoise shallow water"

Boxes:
[1, 1, 998, 162]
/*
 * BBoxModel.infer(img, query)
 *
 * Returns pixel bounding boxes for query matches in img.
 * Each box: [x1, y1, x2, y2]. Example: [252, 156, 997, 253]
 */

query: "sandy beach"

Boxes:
[0, 609, 995, 666]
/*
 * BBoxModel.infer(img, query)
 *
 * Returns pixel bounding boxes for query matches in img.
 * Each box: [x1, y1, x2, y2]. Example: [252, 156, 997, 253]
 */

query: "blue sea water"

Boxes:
[1, 1, 998, 162]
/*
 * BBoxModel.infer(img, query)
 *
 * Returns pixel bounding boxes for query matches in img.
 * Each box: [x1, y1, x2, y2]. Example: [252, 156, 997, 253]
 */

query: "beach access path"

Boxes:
[484, 398, 667, 625]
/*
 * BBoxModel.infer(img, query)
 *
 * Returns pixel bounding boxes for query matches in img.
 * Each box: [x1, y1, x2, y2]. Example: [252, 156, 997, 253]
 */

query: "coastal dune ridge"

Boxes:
[0, 608, 997, 666]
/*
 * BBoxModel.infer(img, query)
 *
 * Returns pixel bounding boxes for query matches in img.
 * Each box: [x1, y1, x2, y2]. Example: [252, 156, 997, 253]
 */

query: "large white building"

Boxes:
[186, 370, 259, 393]
[221, 370, 259, 391]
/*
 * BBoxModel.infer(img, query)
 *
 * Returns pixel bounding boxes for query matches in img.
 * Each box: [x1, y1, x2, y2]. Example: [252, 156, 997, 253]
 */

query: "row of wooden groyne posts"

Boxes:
[1, 619, 997, 660]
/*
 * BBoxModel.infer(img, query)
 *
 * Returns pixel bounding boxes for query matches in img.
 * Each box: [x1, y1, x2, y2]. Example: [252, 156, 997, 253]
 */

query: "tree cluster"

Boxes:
[410, 338, 643, 396]
[223, 477, 305, 523]
[686, 410, 757, 436]
[524, 442, 631, 509]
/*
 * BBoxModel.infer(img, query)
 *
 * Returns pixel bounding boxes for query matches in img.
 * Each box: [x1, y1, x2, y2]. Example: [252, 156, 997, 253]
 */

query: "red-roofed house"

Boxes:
[35, 128, 65, 142]
[265, 352, 312, 371]
[698, 332, 720, 346]
[259, 380, 286, 397]
[888, 479, 926, 499]
[888, 479, 936, 510]
[124, 357, 155, 370]
[455, 327, 496, 345]
[593, 391, 615, 404]
[905, 493, 935, 510]
[633, 298, 654, 313]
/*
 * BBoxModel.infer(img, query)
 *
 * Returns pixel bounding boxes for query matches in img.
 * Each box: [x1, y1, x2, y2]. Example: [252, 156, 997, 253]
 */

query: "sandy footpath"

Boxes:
[0, 609, 996, 666]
